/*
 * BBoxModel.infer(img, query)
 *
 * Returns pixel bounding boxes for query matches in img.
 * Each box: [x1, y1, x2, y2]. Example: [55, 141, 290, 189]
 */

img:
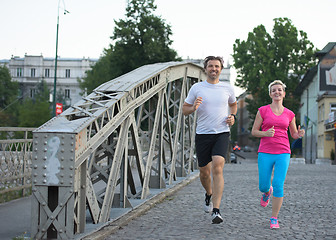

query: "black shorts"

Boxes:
[195, 132, 230, 167]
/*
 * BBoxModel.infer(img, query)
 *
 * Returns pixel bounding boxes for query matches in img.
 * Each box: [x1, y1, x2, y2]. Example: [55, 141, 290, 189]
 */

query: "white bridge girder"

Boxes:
[31, 62, 206, 239]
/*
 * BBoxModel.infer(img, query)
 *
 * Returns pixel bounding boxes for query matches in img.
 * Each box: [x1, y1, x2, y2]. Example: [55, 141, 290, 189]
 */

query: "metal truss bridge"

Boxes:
[31, 61, 206, 239]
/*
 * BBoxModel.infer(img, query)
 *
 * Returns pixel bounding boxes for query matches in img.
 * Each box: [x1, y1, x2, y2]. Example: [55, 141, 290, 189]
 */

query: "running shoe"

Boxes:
[270, 217, 279, 229]
[260, 186, 273, 207]
[204, 193, 213, 213]
[211, 211, 223, 224]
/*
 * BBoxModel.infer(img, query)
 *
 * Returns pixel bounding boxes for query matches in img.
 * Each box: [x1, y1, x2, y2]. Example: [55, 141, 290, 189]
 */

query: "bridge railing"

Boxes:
[31, 62, 206, 239]
[0, 127, 35, 202]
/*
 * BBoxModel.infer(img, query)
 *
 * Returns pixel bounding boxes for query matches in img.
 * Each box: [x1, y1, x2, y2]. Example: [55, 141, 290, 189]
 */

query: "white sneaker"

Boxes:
[204, 201, 213, 213]
[211, 212, 223, 224]
[204, 193, 213, 213]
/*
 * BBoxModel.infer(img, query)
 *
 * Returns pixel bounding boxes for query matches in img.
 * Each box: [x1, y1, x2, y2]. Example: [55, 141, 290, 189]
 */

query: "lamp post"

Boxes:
[53, 0, 69, 117]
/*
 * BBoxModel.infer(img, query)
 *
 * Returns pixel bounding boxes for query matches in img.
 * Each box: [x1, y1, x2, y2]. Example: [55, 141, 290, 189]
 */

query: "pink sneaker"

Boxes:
[270, 217, 279, 229]
[260, 186, 273, 207]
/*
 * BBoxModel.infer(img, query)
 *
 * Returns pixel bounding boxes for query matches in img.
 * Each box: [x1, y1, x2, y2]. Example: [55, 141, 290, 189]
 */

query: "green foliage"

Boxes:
[0, 65, 19, 109]
[17, 80, 52, 127]
[232, 17, 316, 124]
[79, 0, 181, 94]
[0, 65, 20, 126]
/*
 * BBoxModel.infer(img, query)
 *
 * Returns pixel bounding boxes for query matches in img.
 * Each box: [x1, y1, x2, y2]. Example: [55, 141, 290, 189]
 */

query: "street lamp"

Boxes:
[53, 0, 69, 117]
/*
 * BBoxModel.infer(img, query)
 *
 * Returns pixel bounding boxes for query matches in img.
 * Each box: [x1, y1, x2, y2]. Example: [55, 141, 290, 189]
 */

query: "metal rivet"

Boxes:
[43, 173, 47, 177]
[43, 165, 47, 169]
[34, 165, 38, 169]
[43, 180, 47, 183]
[44, 148, 47, 152]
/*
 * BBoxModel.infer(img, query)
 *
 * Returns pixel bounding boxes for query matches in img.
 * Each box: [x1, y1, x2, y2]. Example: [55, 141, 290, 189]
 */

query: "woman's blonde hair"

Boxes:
[268, 80, 286, 94]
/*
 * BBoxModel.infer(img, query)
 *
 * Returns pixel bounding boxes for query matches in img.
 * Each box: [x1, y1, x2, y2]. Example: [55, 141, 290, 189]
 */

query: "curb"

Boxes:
[80, 172, 199, 240]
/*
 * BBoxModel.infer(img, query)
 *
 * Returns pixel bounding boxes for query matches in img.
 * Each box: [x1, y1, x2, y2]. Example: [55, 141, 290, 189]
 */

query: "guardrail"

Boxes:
[0, 127, 35, 202]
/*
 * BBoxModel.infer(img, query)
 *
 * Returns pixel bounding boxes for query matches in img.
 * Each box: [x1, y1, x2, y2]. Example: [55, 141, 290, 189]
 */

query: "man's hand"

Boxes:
[193, 97, 202, 111]
[226, 114, 235, 126]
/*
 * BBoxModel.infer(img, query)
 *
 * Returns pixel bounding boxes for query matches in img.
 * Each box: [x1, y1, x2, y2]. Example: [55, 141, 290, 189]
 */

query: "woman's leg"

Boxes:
[271, 154, 290, 217]
[258, 153, 275, 194]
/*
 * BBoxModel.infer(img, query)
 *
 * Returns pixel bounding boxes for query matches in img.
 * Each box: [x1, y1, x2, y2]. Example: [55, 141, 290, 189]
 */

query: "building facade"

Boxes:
[296, 42, 336, 164]
[0, 54, 98, 107]
[236, 92, 258, 149]
[317, 92, 336, 163]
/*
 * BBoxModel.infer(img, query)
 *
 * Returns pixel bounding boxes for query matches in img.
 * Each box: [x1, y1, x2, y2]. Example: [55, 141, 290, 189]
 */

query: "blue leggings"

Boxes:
[258, 153, 290, 198]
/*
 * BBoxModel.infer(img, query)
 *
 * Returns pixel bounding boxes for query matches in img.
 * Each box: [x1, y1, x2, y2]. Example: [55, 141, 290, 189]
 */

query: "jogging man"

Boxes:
[182, 56, 237, 224]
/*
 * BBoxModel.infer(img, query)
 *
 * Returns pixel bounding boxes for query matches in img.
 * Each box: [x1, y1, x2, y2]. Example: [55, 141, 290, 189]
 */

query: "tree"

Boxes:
[17, 80, 52, 127]
[0, 65, 19, 126]
[79, 0, 181, 93]
[232, 18, 316, 124]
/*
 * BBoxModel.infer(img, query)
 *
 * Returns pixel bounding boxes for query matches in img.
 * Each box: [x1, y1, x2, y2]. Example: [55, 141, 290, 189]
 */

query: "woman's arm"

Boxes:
[289, 117, 305, 139]
[251, 111, 275, 138]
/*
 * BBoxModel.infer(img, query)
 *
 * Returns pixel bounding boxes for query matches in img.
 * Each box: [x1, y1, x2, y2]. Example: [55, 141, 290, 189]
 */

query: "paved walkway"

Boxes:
[92, 163, 336, 240]
[1, 163, 336, 239]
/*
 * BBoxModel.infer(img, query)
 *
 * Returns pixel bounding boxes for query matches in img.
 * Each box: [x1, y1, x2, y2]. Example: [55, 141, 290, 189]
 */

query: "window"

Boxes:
[16, 68, 23, 77]
[65, 89, 70, 99]
[65, 69, 70, 78]
[31, 68, 36, 77]
[30, 88, 36, 98]
[45, 69, 50, 78]
[330, 103, 336, 113]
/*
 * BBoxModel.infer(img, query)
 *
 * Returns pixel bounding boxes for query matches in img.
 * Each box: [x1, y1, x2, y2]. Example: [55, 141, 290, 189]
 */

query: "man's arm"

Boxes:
[182, 97, 202, 116]
[226, 101, 237, 126]
[229, 101, 237, 116]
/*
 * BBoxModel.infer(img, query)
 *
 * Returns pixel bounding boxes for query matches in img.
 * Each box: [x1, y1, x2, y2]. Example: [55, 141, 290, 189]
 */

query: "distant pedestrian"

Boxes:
[251, 80, 305, 229]
[182, 56, 237, 224]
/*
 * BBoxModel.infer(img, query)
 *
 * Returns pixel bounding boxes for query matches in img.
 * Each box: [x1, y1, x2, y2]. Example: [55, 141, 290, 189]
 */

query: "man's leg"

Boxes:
[211, 155, 225, 209]
[199, 162, 212, 195]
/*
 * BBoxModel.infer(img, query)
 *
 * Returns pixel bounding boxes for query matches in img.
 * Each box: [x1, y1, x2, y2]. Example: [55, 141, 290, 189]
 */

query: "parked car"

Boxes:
[230, 152, 237, 163]
[243, 146, 253, 152]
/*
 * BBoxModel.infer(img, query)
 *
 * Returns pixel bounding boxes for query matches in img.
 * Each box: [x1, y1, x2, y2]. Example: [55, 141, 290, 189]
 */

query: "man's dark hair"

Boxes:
[203, 56, 224, 69]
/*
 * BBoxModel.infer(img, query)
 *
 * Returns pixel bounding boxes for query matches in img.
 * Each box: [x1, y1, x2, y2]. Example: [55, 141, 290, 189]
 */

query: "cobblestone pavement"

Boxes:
[103, 163, 336, 240]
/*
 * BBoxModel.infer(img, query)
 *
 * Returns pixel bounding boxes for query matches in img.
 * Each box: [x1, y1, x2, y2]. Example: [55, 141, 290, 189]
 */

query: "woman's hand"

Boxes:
[265, 126, 275, 137]
[297, 125, 305, 138]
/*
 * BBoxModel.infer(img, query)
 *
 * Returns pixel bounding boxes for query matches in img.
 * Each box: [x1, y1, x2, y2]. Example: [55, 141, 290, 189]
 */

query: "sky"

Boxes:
[1, 0, 335, 94]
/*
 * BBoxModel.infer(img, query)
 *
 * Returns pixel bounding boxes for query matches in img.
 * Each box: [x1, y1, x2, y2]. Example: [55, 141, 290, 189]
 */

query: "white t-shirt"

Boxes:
[184, 81, 236, 134]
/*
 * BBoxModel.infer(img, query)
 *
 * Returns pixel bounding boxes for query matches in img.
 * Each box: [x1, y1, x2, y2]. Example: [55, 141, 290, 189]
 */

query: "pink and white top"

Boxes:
[258, 105, 295, 154]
